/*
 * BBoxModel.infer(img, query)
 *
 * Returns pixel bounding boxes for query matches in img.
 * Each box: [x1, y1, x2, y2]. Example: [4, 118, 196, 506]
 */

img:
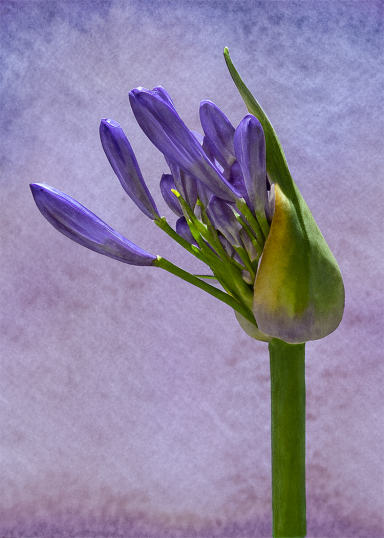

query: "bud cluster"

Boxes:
[31, 86, 274, 337]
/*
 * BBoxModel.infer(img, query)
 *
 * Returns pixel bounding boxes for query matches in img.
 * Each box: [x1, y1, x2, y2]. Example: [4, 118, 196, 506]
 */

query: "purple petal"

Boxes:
[191, 131, 204, 144]
[199, 100, 236, 167]
[30, 183, 156, 266]
[129, 87, 240, 203]
[165, 157, 197, 209]
[218, 233, 235, 257]
[201, 135, 226, 171]
[202, 135, 215, 162]
[234, 115, 267, 214]
[207, 196, 242, 247]
[176, 216, 199, 247]
[196, 179, 215, 207]
[160, 174, 183, 216]
[218, 234, 243, 265]
[226, 161, 250, 205]
[100, 119, 159, 220]
[152, 86, 176, 109]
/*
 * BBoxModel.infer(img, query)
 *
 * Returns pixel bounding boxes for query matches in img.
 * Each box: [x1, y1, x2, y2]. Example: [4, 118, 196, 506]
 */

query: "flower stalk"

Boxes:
[269, 339, 306, 538]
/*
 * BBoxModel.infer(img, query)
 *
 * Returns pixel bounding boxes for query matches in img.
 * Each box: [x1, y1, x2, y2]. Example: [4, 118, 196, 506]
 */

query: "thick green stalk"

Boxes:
[269, 339, 306, 538]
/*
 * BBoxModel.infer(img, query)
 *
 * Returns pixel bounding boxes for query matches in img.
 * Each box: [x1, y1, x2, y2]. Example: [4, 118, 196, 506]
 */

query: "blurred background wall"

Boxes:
[0, 1, 383, 536]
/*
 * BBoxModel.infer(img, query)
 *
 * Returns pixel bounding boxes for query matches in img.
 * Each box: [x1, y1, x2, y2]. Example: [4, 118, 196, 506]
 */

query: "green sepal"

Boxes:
[224, 48, 345, 343]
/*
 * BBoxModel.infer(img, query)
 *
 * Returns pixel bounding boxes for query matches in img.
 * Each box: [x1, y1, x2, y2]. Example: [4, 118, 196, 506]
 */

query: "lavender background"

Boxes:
[1, 1, 383, 537]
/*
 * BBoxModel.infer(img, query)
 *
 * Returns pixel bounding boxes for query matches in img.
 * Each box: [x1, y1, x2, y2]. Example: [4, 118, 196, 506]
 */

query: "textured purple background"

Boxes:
[1, 1, 383, 537]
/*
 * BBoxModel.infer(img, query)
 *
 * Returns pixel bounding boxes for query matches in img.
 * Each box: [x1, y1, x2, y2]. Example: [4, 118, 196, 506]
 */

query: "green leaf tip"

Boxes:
[225, 51, 345, 344]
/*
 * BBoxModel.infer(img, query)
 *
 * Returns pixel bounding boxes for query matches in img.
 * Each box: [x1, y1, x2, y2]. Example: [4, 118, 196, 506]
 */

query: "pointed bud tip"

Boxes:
[30, 182, 52, 200]
[129, 87, 145, 98]
[100, 118, 120, 129]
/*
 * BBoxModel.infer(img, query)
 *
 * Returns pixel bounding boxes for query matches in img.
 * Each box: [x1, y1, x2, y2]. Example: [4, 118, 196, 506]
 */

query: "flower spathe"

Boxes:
[30, 50, 344, 345]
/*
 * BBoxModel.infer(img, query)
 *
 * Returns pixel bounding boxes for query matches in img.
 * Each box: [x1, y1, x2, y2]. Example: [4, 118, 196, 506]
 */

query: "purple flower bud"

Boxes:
[226, 161, 250, 206]
[201, 135, 217, 164]
[30, 183, 156, 266]
[207, 196, 242, 247]
[176, 216, 199, 247]
[151, 86, 176, 109]
[191, 131, 204, 144]
[234, 114, 267, 215]
[165, 157, 197, 210]
[100, 119, 159, 220]
[160, 174, 183, 217]
[129, 87, 240, 203]
[199, 100, 236, 167]
[196, 179, 215, 207]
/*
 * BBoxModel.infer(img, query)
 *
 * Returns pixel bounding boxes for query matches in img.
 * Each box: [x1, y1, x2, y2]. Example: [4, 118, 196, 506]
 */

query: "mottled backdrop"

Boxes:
[0, 1, 383, 537]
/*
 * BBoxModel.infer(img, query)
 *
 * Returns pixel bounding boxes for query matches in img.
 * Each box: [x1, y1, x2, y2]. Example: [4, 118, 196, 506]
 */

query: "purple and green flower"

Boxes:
[31, 48, 344, 538]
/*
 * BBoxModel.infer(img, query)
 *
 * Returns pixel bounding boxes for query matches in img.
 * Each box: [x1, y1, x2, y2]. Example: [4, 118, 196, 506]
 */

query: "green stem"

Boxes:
[154, 256, 256, 326]
[236, 198, 266, 247]
[154, 217, 202, 259]
[269, 339, 306, 538]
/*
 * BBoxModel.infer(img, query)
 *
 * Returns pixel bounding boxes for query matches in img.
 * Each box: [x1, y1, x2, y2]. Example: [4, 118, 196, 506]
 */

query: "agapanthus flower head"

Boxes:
[31, 49, 344, 345]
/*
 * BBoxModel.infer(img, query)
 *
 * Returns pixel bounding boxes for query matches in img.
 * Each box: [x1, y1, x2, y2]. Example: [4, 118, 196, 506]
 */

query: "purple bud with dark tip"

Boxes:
[100, 119, 159, 220]
[30, 183, 156, 266]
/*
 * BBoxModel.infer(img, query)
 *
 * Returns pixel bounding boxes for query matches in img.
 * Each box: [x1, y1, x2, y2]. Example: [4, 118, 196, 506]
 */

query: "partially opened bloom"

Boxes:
[31, 51, 344, 346]
[30, 50, 346, 538]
